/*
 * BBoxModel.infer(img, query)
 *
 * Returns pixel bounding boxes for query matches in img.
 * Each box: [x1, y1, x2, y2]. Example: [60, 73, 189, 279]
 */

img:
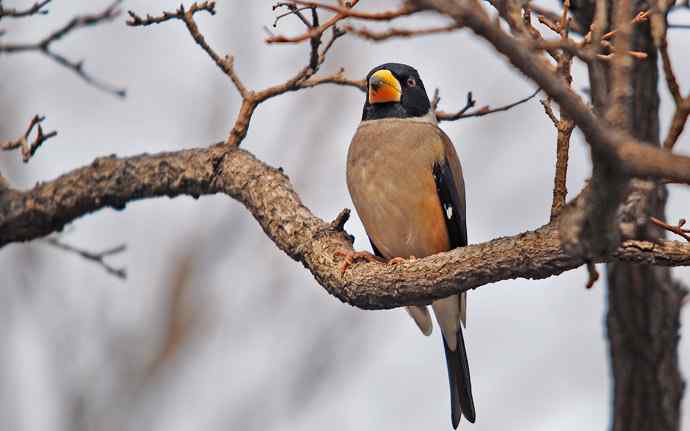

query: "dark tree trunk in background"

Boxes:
[570, 1, 687, 430]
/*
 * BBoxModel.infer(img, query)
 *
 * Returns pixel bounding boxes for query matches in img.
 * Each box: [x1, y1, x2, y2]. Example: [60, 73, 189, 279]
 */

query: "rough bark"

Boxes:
[567, 0, 688, 429]
[2, 142, 690, 310]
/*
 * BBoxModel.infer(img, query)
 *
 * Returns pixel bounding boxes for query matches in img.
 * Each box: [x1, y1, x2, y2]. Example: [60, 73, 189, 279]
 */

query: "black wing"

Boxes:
[433, 138, 475, 427]
[432, 156, 467, 249]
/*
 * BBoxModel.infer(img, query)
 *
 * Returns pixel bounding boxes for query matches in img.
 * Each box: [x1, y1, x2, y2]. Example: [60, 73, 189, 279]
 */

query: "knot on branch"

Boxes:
[313, 209, 354, 244]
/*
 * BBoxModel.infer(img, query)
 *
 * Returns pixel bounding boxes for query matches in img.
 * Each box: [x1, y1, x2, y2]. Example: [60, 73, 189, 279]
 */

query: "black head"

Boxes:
[362, 63, 431, 121]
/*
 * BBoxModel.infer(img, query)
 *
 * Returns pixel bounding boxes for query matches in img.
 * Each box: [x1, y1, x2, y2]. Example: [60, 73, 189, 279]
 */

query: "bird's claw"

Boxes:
[388, 256, 417, 265]
[335, 249, 384, 275]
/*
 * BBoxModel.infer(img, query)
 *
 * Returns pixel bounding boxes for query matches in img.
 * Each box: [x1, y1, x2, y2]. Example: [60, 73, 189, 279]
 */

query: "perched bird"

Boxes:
[344, 63, 475, 428]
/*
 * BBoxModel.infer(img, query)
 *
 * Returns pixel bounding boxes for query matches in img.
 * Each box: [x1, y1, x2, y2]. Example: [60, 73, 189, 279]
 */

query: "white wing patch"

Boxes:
[445, 205, 453, 219]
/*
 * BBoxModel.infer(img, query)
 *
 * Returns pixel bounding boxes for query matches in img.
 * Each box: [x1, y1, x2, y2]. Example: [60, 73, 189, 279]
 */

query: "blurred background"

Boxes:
[1, 1, 689, 430]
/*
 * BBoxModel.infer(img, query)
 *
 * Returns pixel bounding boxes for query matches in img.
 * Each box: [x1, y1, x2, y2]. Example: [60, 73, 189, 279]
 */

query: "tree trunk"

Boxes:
[572, 1, 688, 429]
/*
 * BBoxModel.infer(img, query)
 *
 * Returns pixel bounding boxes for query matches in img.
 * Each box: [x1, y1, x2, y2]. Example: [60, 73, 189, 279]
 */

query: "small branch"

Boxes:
[0, 0, 51, 19]
[343, 23, 461, 41]
[528, 3, 585, 33]
[267, 0, 360, 43]
[129, 2, 358, 147]
[267, 0, 423, 43]
[285, 0, 419, 21]
[273, 4, 313, 27]
[534, 0, 575, 222]
[0, 115, 57, 162]
[434, 91, 475, 120]
[43, 237, 127, 279]
[542, 98, 574, 220]
[436, 88, 540, 121]
[659, 26, 690, 151]
[541, 97, 559, 126]
[128, 2, 248, 98]
[297, 68, 366, 91]
[0, 1, 125, 97]
[585, 261, 599, 288]
[126, 1, 215, 26]
[650, 217, 690, 242]
[329, 208, 351, 231]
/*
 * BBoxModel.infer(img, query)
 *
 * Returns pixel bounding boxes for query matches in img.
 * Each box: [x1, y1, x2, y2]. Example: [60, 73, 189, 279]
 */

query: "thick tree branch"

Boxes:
[1, 144, 690, 309]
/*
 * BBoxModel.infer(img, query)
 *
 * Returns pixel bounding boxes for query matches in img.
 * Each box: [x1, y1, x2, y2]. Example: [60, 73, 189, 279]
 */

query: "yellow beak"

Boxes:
[368, 69, 401, 104]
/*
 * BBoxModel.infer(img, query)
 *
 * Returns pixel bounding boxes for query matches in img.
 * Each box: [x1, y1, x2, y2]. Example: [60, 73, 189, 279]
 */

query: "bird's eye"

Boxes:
[407, 77, 416, 87]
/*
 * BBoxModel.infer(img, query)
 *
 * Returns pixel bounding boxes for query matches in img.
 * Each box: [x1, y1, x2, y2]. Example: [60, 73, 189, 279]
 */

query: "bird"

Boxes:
[343, 63, 475, 428]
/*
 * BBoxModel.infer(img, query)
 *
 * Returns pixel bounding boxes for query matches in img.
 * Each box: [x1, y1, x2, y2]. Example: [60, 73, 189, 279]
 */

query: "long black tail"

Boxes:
[442, 325, 475, 428]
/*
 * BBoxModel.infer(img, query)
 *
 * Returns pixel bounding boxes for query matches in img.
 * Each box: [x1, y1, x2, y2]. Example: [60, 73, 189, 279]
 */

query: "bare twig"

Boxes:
[343, 23, 461, 41]
[130, 3, 362, 146]
[528, 3, 584, 33]
[126, 1, 216, 26]
[0, 115, 56, 162]
[43, 237, 127, 279]
[585, 261, 599, 288]
[298, 67, 366, 91]
[267, 0, 360, 43]
[273, 4, 314, 27]
[130, 2, 249, 99]
[283, 0, 419, 21]
[542, 98, 574, 220]
[658, 28, 690, 150]
[0, 1, 125, 97]
[436, 88, 540, 121]
[267, 0, 423, 43]
[650, 217, 690, 242]
[0, 0, 51, 19]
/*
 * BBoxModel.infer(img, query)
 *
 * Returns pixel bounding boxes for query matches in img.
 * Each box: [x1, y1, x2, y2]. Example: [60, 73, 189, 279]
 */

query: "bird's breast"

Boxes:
[346, 120, 449, 259]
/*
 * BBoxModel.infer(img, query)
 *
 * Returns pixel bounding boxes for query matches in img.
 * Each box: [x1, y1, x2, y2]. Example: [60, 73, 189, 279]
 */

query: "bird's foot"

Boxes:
[335, 249, 384, 275]
[388, 256, 417, 265]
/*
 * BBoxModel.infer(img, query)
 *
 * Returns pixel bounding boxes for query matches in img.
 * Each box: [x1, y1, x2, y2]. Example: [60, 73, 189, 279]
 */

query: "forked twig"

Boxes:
[44, 237, 127, 279]
[436, 88, 540, 121]
[1, 115, 57, 162]
[650, 217, 690, 242]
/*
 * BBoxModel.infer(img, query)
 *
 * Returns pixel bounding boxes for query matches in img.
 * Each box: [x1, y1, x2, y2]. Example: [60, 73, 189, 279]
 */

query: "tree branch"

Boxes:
[658, 24, 690, 151]
[1, 143, 690, 309]
[435, 88, 541, 121]
[129, 2, 361, 147]
[126, 0, 215, 26]
[0, 0, 51, 19]
[343, 23, 461, 41]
